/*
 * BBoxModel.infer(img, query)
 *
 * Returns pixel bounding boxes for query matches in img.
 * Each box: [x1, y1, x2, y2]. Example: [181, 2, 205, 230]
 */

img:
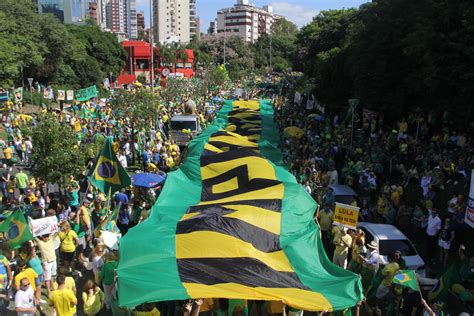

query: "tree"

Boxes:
[111, 88, 161, 164]
[253, 18, 298, 72]
[30, 114, 85, 185]
[0, 0, 126, 88]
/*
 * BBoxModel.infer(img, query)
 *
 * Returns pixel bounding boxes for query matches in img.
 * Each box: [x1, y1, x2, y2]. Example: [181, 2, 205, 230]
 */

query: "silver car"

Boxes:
[357, 222, 426, 277]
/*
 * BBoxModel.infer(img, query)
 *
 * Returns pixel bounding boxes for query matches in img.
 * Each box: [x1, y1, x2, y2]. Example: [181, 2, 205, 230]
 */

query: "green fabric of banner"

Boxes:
[76, 85, 98, 102]
[117, 99, 363, 310]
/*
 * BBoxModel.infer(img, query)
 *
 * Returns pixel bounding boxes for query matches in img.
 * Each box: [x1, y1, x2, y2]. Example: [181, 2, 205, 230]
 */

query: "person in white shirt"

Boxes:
[15, 277, 36, 316]
[24, 138, 32, 164]
[426, 209, 441, 261]
[118, 150, 128, 168]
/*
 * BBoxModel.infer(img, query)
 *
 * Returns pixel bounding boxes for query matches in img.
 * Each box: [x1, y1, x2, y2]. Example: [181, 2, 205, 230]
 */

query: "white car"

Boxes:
[357, 222, 426, 277]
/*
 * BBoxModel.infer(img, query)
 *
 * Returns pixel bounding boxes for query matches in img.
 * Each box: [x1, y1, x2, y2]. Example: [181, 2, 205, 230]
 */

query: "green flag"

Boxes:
[0, 211, 33, 249]
[117, 99, 363, 311]
[392, 270, 420, 292]
[88, 138, 131, 194]
[428, 264, 460, 303]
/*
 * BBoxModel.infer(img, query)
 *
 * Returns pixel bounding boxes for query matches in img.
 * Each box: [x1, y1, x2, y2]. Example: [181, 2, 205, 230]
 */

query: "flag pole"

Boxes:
[413, 270, 426, 307]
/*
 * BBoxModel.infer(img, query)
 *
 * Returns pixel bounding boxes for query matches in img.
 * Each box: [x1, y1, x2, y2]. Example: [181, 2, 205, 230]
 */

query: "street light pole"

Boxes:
[269, 30, 272, 73]
[149, 0, 154, 87]
[348, 98, 360, 149]
[223, 11, 227, 67]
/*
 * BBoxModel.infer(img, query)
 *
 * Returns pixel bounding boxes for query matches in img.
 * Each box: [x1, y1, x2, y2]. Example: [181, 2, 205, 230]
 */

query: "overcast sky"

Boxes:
[136, 0, 369, 32]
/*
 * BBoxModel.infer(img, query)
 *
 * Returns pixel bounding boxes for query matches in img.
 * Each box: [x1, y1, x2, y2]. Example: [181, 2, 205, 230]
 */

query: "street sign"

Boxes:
[27, 78, 34, 86]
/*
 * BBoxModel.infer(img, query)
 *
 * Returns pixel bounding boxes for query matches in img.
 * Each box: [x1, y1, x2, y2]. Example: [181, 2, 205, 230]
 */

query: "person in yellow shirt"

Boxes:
[49, 274, 78, 316]
[82, 279, 105, 315]
[317, 206, 334, 250]
[146, 162, 158, 173]
[390, 185, 401, 208]
[348, 238, 366, 273]
[3, 145, 12, 166]
[332, 227, 352, 269]
[59, 222, 79, 270]
[14, 259, 40, 304]
[165, 156, 175, 169]
[375, 253, 400, 301]
[134, 303, 161, 316]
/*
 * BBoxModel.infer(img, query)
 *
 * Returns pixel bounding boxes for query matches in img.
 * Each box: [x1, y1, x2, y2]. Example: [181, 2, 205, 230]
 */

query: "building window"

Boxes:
[136, 59, 149, 70]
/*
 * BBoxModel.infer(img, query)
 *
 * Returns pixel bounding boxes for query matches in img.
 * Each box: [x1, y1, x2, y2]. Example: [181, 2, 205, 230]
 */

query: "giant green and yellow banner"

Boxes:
[117, 99, 363, 311]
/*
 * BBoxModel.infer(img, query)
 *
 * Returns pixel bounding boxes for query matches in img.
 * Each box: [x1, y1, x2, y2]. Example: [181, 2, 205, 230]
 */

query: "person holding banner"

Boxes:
[332, 227, 352, 269]
[35, 234, 57, 295]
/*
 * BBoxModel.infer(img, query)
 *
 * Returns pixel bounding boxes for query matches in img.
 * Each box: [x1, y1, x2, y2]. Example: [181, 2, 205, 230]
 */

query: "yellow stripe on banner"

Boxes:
[233, 100, 260, 110]
[209, 136, 258, 148]
[223, 204, 280, 235]
[180, 212, 201, 221]
[183, 282, 333, 312]
[198, 184, 284, 206]
[204, 143, 224, 153]
[212, 176, 239, 194]
[176, 231, 293, 272]
[229, 112, 259, 120]
[201, 156, 276, 181]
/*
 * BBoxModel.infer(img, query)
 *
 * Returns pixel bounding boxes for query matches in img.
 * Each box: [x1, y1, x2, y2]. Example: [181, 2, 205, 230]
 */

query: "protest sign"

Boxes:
[66, 90, 74, 101]
[76, 85, 98, 102]
[0, 91, 9, 103]
[334, 202, 360, 230]
[57, 90, 65, 101]
[29, 216, 59, 237]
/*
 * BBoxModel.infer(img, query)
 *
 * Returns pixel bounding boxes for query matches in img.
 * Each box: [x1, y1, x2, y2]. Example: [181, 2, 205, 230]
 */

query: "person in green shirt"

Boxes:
[99, 251, 118, 311]
[15, 168, 28, 198]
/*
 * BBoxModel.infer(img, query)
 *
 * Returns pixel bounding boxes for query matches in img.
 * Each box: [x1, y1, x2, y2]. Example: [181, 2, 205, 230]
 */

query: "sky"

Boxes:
[136, 0, 369, 33]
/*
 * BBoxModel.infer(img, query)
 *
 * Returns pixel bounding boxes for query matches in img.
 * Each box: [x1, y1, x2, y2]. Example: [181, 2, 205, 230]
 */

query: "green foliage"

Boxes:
[207, 65, 229, 88]
[111, 88, 161, 131]
[30, 114, 85, 183]
[0, 0, 126, 88]
[294, 1, 474, 124]
[136, 75, 147, 85]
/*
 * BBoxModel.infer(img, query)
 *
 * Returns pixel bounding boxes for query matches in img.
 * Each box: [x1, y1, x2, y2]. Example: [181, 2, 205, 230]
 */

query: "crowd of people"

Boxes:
[274, 90, 473, 315]
[0, 81, 227, 315]
[0, 77, 472, 315]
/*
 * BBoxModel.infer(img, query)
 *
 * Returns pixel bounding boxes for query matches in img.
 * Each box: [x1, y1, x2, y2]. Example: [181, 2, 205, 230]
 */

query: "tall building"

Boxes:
[153, 0, 197, 44]
[216, 0, 280, 43]
[105, 0, 137, 39]
[38, 0, 89, 23]
[88, 1, 99, 24]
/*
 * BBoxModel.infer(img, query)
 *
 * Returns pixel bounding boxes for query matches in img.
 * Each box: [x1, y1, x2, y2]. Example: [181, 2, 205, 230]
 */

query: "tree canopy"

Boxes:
[293, 0, 474, 124]
[0, 0, 126, 88]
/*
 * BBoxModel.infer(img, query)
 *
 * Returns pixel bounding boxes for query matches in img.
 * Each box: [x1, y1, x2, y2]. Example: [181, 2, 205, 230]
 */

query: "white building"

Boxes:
[216, 0, 280, 43]
[153, 0, 197, 44]
[93, 0, 137, 39]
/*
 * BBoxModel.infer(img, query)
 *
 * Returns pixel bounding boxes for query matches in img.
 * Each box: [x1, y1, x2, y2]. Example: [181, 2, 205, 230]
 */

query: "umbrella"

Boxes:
[284, 126, 305, 139]
[131, 173, 166, 188]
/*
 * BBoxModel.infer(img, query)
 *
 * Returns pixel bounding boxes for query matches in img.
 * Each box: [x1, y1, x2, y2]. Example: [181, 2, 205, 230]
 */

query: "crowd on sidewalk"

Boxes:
[274, 92, 474, 315]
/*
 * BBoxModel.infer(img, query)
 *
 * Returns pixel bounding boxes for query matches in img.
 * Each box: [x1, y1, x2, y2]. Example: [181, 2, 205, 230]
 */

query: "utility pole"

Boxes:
[149, 0, 154, 87]
[269, 31, 272, 73]
[348, 98, 360, 149]
[223, 11, 227, 67]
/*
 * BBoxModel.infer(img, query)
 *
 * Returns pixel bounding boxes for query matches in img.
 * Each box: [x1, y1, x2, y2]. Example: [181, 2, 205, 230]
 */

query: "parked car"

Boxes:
[329, 184, 360, 205]
[168, 115, 201, 147]
[357, 222, 426, 277]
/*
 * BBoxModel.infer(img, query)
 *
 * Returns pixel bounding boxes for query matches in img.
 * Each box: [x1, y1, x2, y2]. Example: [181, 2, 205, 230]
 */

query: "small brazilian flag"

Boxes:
[88, 138, 131, 194]
[392, 270, 420, 292]
[0, 211, 33, 249]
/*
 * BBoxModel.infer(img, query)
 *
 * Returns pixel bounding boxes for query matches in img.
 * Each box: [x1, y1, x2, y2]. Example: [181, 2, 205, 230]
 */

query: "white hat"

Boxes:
[86, 193, 93, 199]
[367, 241, 377, 249]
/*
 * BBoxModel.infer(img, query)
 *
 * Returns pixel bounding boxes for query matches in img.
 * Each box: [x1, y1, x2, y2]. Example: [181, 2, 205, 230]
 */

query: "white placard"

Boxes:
[29, 216, 59, 237]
